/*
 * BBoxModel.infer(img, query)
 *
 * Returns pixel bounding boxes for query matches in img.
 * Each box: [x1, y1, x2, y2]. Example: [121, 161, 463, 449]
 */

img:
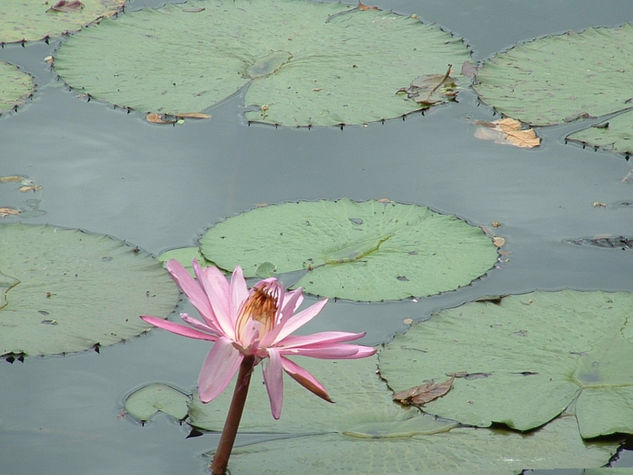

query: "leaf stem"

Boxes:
[211, 355, 255, 475]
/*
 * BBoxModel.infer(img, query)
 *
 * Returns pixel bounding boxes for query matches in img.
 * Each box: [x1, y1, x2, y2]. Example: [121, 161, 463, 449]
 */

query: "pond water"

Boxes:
[1, 0, 632, 473]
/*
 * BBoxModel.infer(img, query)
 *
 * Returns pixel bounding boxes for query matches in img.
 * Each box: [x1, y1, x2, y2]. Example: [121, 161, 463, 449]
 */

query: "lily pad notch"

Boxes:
[52, 0, 472, 126]
[194, 199, 499, 301]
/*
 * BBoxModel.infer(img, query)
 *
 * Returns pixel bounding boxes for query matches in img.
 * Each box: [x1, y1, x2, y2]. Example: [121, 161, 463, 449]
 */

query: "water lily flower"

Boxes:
[141, 259, 376, 419]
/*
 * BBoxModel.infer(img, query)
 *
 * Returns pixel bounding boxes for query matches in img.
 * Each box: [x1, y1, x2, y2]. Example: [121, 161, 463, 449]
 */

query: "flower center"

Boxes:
[235, 282, 279, 344]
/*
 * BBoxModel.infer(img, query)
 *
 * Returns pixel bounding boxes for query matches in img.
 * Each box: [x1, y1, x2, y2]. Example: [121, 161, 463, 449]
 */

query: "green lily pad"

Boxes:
[474, 24, 633, 127]
[157, 247, 214, 277]
[0, 223, 179, 358]
[53, 0, 470, 126]
[124, 383, 190, 422]
[0, 61, 34, 114]
[224, 415, 617, 474]
[188, 355, 617, 473]
[188, 355, 445, 435]
[0, 0, 125, 44]
[378, 290, 633, 437]
[567, 111, 633, 157]
[199, 199, 497, 301]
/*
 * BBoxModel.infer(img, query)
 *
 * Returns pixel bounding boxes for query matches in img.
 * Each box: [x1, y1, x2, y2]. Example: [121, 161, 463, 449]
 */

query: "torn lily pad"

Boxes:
[53, 0, 470, 126]
[378, 290, 633, 438]
[0, 62, 34, 114]
[0, 0, 125, 44]
[0, 224, 179, 358]
[199, 199, 498, 301]
[474, 24, 633, 127]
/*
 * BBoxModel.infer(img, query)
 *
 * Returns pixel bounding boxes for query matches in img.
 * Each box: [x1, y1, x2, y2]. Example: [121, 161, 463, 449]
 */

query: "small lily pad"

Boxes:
[124, 383, 190, 422]
[0, 223, 179, 358]
[0, 0, 125, 44]
[199, 199, 498, 301]
[474, 24, 633, 126]
[0, 61, 34, 114]
[53, 0, 470, 126]
[158, 247, 214, 277]
[378, 290, 633, 437]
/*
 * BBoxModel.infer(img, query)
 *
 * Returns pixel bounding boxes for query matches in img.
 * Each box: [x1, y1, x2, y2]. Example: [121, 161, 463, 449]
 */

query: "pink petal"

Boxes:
[281, 357, 332, 403]
[166, 260, 219, 331]
[230, 266, 248, 318]
[270, 298, 328, 345]
[180, 313, 217, 334]
[197, 338, 243, 403]
[263, 348, 284, 419]
[140, 315, 217, 341]
[279, 288, 303, 322]
[278, 344, 374, 359]
[278, 331, 368, 349]
[199, 266, 235, 339]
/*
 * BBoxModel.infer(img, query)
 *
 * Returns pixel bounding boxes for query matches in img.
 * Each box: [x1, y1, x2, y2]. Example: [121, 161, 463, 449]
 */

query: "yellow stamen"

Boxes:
[236, 285, 278, 342]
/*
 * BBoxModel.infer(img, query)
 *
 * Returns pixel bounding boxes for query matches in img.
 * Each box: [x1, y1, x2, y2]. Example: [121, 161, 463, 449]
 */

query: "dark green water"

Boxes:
[1, 0, 632, 473]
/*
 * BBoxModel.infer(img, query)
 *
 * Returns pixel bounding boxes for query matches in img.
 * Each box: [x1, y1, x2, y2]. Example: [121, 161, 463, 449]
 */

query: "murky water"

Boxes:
[1, 0, 632, 473]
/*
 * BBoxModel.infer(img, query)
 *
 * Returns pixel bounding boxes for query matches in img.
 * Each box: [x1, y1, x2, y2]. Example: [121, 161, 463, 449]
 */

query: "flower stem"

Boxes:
[211, 355, 255, 475]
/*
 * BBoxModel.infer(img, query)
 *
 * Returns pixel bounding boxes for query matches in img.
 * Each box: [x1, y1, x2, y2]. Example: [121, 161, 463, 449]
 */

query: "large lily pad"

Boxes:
[185, 356, 618, 473]
[474, 24, 633, 127]
[0, 223, 179, 357]
[0, 61, 34, 114]
[224, 416, 617, 474]
[0, 0, 125, 44]
[198, 199, 498, 301]
[567, 111, 633, 157]
[378, 290, 633, 438]
[53, 0, 470, 126]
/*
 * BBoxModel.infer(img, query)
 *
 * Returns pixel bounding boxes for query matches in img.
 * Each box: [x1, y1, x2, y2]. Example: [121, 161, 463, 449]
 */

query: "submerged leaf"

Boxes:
[124, 383, 190, 422]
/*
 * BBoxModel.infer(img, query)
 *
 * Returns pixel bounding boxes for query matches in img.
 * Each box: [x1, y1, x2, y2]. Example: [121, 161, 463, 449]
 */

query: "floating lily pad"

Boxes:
[0, 62, 34, 114]
[53, 0, 470, 126]
[0, 0, 125, 44]
[0, 223, 179, 358]
[198, 199, 497, 301]
[378, 290, 633, 438]
[124, 383, 190, 422]
[567, 111, 633, 157]
[157, 247, 214, 277]
[224, 416, 617, 474]
[187, 356, 618, 473]
[474, 24, 633, 127]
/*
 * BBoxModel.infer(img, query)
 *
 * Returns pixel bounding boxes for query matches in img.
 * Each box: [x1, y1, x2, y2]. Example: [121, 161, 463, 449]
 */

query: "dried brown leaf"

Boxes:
[493, 236, 506, 248]
[393, 377, 454, 406]
[49, 0, 84, 12]
[146, 113, 176, 124]
[0, 176, 26, 183]
[358, 1, 380, 11]
[0, 208, 20, 217]
[174, 112, 211, 119]
[474, 118, 540, 148]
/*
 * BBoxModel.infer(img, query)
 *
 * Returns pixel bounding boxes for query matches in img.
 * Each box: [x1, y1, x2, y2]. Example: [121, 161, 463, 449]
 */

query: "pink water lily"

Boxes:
[142, 259, 376, 419]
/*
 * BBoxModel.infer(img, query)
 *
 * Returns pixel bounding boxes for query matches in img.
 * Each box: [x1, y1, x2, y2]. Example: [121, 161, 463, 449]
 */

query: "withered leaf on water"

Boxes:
[397, 65, 457, 107]
[49, 0, 85, 12]
[174, 112, 211, 119]
[393, 377, 454, 406]
[0, 176, 26, 183]
[0, 208, 21, 217]
[357, 1, 380, 11]
[146, 112, 177, 124]
[474, 118, 540, 148]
